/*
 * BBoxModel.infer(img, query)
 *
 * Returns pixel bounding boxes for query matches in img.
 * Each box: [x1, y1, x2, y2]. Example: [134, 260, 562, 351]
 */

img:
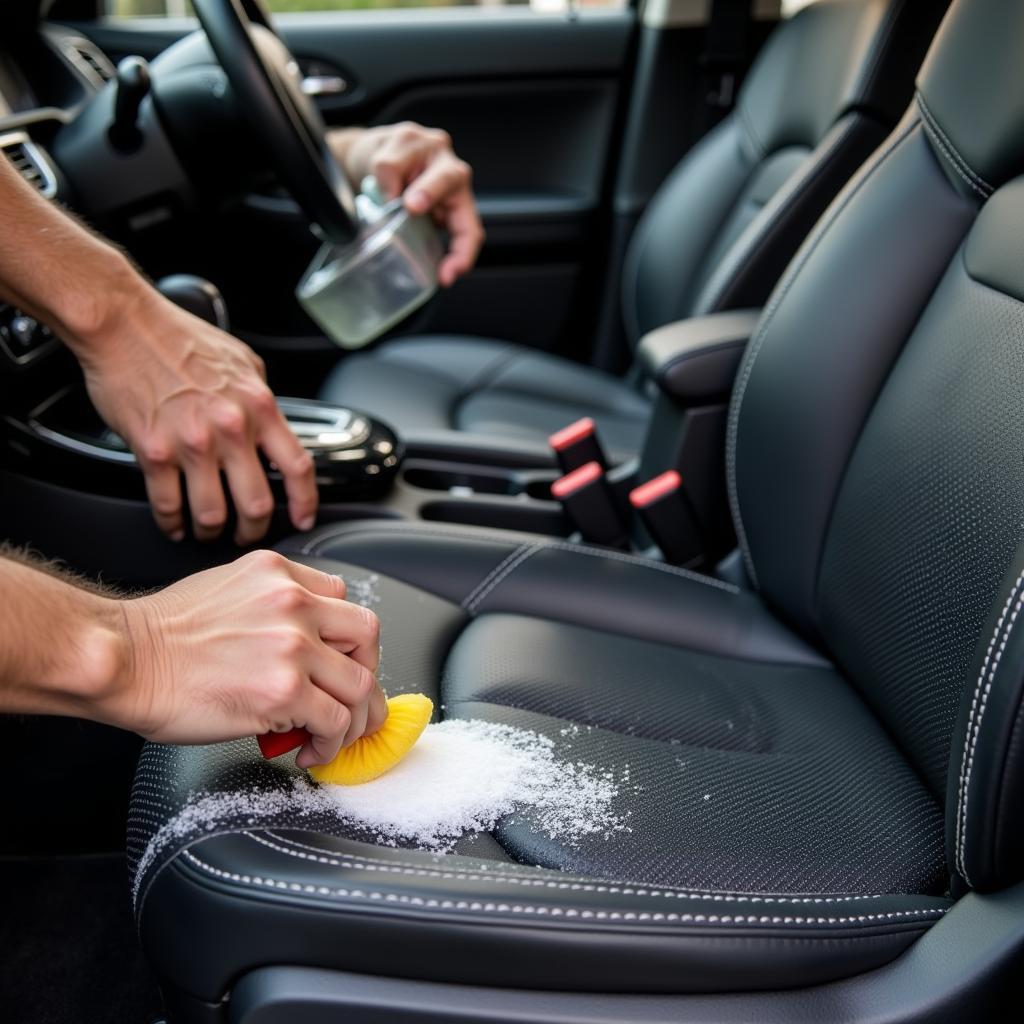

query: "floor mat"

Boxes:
[0, 853, 163, 1024]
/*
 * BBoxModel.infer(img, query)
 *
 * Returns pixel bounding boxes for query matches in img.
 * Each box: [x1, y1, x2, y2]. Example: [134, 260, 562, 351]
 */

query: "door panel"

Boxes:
[75, 10, 636, 358]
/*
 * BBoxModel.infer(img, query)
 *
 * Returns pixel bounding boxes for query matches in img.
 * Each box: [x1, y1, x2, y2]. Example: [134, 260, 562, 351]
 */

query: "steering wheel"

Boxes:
[192, 0, 359, 244]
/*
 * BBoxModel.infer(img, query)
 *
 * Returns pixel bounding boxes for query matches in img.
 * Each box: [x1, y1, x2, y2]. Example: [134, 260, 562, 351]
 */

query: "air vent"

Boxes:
[0, 133, 58, 199]
[65, 39, 116, 88]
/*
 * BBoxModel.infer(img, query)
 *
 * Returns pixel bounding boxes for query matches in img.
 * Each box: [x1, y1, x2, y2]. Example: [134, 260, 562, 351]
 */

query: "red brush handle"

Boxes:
[257, 727, 310, 759]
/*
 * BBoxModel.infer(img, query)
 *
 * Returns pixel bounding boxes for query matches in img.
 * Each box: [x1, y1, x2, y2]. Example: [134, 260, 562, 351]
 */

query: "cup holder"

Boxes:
[402, 460, 555, 500]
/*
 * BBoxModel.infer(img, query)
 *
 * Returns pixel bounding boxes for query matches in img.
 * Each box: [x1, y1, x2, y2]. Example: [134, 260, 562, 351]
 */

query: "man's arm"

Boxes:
[0, 549, 386, 766]
[0, 155, 318, 544]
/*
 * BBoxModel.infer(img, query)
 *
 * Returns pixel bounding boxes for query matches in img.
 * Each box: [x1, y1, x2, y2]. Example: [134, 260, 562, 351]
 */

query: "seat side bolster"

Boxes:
[949, 548, 1024, 891]
[137, 828, 950, 1002]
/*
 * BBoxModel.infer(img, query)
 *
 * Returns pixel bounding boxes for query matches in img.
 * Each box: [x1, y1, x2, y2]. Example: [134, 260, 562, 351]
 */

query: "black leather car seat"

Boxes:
[319, 0, 947, 461]
[130, 1, 1024, 1018]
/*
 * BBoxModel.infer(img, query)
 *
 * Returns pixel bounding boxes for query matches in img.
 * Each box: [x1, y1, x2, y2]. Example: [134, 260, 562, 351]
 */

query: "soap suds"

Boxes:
[319, 719, 628, 850]
[133, 719, 629, 902]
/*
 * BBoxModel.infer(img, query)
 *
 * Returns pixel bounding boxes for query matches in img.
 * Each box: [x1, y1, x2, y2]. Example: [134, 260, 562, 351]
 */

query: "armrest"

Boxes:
[637, 309, 761, 404]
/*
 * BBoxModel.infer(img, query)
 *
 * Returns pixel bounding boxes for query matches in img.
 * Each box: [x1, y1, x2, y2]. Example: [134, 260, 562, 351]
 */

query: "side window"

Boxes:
[106, 1, 628, 16]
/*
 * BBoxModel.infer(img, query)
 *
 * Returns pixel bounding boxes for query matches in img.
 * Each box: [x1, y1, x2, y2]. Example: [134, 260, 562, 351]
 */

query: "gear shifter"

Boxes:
[109, 56, 151, 153]
[156, 274, 230, 331]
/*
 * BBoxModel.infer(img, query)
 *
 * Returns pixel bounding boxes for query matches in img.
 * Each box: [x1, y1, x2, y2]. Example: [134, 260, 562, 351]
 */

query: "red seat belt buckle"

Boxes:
[548, 417, 608, 473]
[629, 470, 703, 566]
[552, 460, 627, 547]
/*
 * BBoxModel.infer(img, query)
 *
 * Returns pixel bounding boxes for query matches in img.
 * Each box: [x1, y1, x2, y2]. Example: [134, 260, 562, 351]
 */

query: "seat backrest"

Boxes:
[620, 0, 947, 347]
[727, 0, 1024, 892]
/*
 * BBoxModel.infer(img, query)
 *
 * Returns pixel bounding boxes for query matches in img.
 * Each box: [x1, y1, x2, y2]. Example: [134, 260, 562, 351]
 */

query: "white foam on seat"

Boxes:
[132, 719, 629, 902]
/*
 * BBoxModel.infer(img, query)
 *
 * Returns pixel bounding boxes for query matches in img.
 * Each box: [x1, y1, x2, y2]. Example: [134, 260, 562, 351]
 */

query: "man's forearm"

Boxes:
[0, 154, 146, 354]
[0, 551, 129, 722]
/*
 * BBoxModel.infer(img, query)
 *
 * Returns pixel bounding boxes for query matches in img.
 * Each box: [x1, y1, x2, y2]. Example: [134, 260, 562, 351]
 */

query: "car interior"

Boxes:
[2, 0, 1023, 1021]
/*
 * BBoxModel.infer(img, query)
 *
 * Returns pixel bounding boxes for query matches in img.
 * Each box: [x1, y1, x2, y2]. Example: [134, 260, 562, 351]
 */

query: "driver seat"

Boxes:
[319, 0, 947, 460]
[130, 1, 1024, 1018]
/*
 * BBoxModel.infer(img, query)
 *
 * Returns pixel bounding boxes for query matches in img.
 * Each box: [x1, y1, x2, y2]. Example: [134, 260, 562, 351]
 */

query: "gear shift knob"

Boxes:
[156, 274, 230, 331]
[109, 56, 151, 152]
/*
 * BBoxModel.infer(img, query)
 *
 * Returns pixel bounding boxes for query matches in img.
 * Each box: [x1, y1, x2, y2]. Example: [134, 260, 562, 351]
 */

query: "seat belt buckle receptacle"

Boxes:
[552, 460, 628, 548]
[548, 417, 608, 474]
[630, 470, 704, 566]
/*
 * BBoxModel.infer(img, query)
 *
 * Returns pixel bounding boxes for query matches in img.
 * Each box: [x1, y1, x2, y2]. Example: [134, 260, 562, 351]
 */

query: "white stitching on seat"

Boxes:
[725, 117, 921, 589]
[300, 523, 740, 596]
[956, 567, 1024, 884]
[464, 543, 545, 612]
[180, 850, 947, 928]
[462, 543, 533, 611]
[916, 92, 993, 198]
[250, 833, 910, 905]
[461, 544, 528, 610]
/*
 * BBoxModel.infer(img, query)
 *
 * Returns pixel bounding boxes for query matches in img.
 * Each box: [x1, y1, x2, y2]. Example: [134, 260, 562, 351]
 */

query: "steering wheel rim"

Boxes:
[192, 0, 359, 244]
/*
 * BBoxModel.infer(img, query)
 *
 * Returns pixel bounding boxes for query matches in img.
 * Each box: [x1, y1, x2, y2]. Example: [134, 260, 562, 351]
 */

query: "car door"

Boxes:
[70, 1, 633, 362]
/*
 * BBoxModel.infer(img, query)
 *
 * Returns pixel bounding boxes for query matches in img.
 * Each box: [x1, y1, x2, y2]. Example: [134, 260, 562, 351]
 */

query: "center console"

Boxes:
[0, 277, 755, 588]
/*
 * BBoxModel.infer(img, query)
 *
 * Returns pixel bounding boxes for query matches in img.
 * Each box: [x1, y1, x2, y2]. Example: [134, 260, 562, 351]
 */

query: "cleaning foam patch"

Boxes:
[317, 719, 629, 849]
[132, 719, 630, 902]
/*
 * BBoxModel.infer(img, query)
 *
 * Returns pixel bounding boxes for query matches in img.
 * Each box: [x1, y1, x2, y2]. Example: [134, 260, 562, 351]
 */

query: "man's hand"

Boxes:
[0, 549, 387, 766]
[331, 122, 484, 287]
[75, 288, 318, 545]
[119, 551, 387, 767]
[0, 154, 315, 546]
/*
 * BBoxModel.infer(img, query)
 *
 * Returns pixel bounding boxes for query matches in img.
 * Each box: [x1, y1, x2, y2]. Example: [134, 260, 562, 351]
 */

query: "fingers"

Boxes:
[259, 414, 318, 533]
[294, 683, 353, 768]
[403, 151, 469, 215]
[181, 443, 228, 542]
[306, 645, 377, 754]
[140, 451, 185, 541]
[222, 444, 275, 546]
[283, 560, 348, 601]
[402, 155, 483, 288]
[436, 191, 485, 287]
[364, 684, 389, 737]
[313, 595, 381, 675]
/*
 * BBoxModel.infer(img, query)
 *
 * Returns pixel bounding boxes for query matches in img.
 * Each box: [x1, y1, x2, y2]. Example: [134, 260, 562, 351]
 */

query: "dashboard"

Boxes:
[0, 52, 40, 116]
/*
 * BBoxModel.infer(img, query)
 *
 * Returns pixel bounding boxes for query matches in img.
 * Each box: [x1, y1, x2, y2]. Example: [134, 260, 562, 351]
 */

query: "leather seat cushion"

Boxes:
[319, 336, 652, 459]
[131, 525, 951, 999]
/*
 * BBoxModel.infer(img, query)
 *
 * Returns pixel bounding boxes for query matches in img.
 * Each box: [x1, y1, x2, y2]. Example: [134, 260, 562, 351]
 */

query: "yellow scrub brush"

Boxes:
[257, 693, 434, 785]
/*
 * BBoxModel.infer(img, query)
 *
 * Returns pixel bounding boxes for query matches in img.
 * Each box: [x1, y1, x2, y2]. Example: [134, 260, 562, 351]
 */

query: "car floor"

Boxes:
[0, 852, 164, 1024]
[0, 716, 164, 1023]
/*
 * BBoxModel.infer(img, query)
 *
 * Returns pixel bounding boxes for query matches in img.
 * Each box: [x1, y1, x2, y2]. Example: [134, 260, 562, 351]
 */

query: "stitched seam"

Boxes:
[460, 347, 521, 398]
[465, 543, 545, 613]
[461, 544, 529, 611]
[252, 834, 920, 904]
[301, 523, 740, 595]
[736, 103, 765, 162]
[916, 92, 993, 199]
[300, 522, 517, 556]
[181, 850, 946, 928]
[724, 116, 920, 589]
[956, 568, 1024, 884]
[697, 117, 860, 315]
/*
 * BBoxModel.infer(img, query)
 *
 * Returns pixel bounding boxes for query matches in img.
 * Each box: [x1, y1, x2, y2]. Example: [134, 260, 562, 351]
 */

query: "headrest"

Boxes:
[917, 0, 1024, 198]
[738, 0, 945, 155]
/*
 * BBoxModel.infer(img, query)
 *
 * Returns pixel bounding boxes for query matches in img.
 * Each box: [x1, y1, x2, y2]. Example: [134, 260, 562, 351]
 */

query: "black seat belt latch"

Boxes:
[552, 460, 628, 548]
[630, 470, 704, 566]
[548, 417, 608, 474]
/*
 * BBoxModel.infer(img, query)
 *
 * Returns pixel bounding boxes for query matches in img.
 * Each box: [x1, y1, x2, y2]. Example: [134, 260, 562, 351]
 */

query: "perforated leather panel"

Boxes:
[819, 257, 1024, 795]
[444, 614, 946, 894]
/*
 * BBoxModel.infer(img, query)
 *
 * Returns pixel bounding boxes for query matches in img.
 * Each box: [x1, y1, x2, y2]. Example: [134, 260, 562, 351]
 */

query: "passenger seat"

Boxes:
[320, 0, 948, 460]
